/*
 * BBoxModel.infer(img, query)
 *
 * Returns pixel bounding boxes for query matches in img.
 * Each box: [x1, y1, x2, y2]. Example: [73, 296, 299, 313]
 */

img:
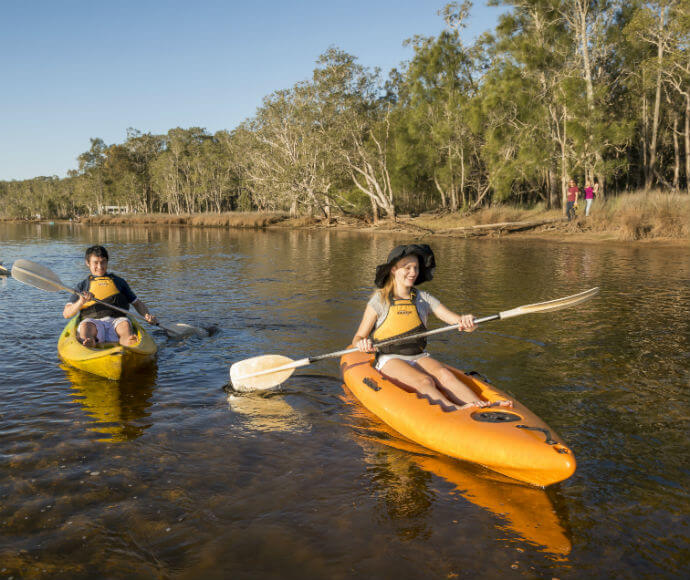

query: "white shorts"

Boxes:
[375, 352, 430, 371]
[78, 317, 131, 344]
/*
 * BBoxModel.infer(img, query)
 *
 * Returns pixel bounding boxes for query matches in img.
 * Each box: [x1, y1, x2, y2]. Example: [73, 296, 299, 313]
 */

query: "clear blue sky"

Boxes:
[0, 0, 504, 181]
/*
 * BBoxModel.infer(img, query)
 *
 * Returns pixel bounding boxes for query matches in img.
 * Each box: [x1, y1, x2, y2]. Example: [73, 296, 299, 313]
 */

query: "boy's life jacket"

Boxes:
[371, 289, 427, 355]
[80, 275, 131, 319]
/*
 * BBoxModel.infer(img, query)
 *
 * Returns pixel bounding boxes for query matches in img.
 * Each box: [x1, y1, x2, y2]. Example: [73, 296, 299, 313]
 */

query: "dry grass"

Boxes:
[577, 191, 689, 240]
[411, 203, 561, 230]
[82, 212, 289, 228]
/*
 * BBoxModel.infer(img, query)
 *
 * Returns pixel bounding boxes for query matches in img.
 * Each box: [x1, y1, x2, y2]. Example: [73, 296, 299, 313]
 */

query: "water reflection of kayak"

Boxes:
[343, 395, 572, 556]
[58, 316, 157, 380]
[63, 364, 156, 442]
[226, 391, 311, 433]
[340, 350, 576, 487]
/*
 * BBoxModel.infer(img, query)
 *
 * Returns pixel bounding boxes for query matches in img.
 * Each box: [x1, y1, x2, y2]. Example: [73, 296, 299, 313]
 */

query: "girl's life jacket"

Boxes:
[371, 289, 427, 355]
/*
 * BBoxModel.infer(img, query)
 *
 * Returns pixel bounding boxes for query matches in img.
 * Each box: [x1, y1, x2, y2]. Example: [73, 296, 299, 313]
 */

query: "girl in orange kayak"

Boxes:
[353, 244, 512, 410]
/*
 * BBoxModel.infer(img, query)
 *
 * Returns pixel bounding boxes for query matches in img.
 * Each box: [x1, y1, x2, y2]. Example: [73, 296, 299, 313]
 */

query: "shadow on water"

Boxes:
[340, 388, 573, 558]
[62, 365, 157, 442]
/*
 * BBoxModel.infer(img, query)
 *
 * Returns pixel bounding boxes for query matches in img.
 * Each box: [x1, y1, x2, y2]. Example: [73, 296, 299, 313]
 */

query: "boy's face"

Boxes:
[86, 255, 108, 277]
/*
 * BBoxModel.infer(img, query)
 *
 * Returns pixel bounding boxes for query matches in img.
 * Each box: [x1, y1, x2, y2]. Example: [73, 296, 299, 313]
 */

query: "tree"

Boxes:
[313, 48, 396, 221]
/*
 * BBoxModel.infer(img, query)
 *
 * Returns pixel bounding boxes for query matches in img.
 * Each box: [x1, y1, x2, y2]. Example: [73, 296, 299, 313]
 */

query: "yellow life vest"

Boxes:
[371, 289, 427, 355]
[80, 275, 130, 318]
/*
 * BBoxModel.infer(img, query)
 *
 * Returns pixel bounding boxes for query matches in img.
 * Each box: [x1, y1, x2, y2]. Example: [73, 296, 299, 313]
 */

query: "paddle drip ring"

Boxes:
[471, 411, 521, 423]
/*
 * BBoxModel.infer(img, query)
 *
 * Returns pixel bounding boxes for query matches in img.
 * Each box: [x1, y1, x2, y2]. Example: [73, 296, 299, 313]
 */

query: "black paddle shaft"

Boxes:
[308, 314, 501, 363]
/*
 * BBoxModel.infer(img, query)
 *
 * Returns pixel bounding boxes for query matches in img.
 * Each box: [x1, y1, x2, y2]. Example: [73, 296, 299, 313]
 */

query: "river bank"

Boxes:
[6, 192, 689, 244]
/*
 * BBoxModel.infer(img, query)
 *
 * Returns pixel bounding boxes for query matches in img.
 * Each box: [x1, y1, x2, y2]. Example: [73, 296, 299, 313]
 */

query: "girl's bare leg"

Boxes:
[379, 358, 461, 410]
[416, 357, 513, 408]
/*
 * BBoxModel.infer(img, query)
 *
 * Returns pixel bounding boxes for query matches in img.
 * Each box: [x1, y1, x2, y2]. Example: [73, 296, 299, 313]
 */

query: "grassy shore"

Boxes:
[82, 211, 289, 228]
[45, 191, 690, 243]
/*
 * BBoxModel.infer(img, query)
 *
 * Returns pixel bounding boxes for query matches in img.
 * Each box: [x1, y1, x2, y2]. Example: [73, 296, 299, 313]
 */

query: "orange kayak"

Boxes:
[344, 400, 571, 554]
[340, 350, 576, 487]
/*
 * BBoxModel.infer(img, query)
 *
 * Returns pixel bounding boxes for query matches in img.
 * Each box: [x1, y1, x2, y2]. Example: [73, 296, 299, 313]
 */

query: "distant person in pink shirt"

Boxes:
[584, 181, 595, 217]
[566, 180, 579, 221]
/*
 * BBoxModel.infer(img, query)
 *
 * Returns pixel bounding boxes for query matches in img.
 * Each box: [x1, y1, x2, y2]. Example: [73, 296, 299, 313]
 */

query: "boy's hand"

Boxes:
[79, 291, 94, 303]
[144, 313, 157, 324]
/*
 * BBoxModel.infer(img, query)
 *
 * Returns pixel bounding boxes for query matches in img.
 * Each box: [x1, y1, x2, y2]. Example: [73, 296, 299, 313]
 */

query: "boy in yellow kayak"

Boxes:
[353, 244, 512, 410]
[62, 245, 157, 347]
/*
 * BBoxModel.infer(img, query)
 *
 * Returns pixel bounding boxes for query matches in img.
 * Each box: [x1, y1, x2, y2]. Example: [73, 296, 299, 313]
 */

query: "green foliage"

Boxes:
[2, 0, 689, 220]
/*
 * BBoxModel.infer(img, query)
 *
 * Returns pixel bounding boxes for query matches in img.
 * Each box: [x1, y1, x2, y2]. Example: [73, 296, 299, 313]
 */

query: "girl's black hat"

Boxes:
[374, 244, 436, 288]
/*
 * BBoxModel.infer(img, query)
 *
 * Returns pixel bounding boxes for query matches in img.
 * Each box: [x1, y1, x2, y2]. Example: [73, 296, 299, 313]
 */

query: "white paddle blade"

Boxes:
[162, 322, 209, 338]
[11, 259, 72, 293]
[230, 355, 298, 392]
[500, 287, 599, 319]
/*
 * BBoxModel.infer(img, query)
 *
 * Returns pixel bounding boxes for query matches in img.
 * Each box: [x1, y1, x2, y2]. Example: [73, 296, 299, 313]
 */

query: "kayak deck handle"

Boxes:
[516, 424, 557, 445]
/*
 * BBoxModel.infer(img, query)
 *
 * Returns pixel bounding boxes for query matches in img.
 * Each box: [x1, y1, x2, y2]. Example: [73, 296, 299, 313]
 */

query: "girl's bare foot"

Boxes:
[487, 400, 514, 409]
[460, 399, 514, 410]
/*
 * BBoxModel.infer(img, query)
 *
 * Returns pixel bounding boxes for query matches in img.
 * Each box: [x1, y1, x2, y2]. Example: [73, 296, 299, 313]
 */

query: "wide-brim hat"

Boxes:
[374, 244, 436, 288]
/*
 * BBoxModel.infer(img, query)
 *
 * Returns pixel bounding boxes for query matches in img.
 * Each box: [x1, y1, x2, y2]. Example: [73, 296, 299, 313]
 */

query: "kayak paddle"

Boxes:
[11, 259, 208, 338]
[229, 287, 599, 392]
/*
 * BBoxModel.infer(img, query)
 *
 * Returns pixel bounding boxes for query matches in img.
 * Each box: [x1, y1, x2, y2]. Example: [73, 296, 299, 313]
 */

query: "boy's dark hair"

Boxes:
[85, 245, 109, 261]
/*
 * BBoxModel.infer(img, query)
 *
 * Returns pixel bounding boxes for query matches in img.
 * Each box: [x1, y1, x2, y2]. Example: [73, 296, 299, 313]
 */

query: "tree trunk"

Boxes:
[686, 92, 690, 194]
[370, 196, 379, 224]
[433, 175, 448, 209]
[561, 104, 568, 215]
[548, 166, 559, 209]
[646, 9, 665, 191]
[642, 90, 649, 188]
[672, 112, 680, 190]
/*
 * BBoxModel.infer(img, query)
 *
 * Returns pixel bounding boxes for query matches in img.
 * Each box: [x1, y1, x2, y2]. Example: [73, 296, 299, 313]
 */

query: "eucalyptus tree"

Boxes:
[622, 0, 690, 192]
[77, 137, 107, 212]
[557, 0, 624, 193]
[242, 83, 335, 217]
[647, 0, 690, 192]
[312, 48, 396, 222]
[482, 0, 575, 208]
[121, 129, 165, 212]
[150, 127, 214, 213]
[397, 2, 483, 211]
[217, 126, 260, 211]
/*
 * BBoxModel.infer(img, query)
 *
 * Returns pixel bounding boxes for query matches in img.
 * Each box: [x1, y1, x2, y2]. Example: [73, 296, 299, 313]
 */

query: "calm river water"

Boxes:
[1, 223, 688, 579]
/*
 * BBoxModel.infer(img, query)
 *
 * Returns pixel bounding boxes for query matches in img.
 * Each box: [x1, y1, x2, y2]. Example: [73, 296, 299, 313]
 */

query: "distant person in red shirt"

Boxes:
[566, 180, 579, 221]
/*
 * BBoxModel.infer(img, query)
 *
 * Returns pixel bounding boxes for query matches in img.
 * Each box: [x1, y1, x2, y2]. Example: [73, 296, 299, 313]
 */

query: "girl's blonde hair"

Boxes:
[373, 276, 397, 306]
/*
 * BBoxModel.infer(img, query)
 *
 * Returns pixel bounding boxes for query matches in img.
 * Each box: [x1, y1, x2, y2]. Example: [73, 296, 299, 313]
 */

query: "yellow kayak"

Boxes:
[340, 350, 576, 487]
[58, 316, 158, 380]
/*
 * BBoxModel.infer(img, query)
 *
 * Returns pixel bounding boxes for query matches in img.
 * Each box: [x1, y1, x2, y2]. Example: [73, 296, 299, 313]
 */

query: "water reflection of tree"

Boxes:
[63, 365, 156, 442]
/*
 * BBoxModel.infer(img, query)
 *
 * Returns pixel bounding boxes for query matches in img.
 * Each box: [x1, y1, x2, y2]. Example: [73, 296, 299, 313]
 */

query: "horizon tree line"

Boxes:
[1, 1, 689, 222]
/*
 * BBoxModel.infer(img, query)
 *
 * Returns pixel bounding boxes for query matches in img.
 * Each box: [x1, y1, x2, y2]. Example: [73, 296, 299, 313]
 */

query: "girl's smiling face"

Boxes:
[391, 255, 419, 289]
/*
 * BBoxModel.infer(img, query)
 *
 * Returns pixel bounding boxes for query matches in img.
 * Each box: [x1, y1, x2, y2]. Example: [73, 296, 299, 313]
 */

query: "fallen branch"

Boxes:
[436, 217, 566, 237]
